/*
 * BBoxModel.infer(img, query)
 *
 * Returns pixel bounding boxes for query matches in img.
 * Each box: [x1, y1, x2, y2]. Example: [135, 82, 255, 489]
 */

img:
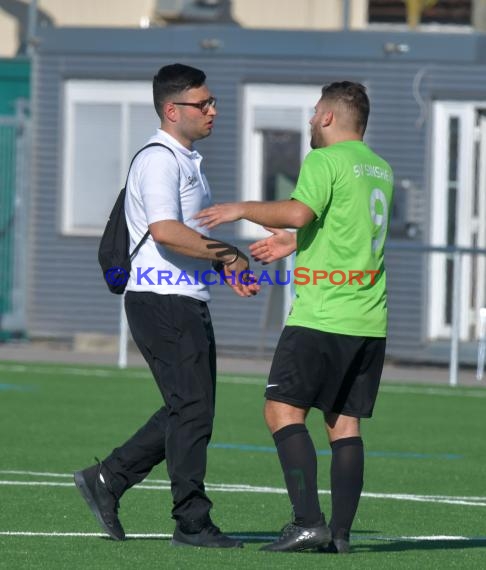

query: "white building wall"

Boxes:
[0, 0, 367, 57]
[233, 0, 367, 30]
[36, 0, 155, 27]
[0, 13, 18, 57]
[0, 0, 156, 56]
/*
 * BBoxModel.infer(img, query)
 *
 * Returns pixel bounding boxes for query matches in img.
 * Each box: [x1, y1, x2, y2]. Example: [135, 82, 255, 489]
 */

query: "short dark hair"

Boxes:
[153, 63, 206, 120]
[321, 82, 370, 134]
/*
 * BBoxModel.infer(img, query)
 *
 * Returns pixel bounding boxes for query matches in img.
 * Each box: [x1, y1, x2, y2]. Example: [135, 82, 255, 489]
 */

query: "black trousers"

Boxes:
[103, 292, 216, 524]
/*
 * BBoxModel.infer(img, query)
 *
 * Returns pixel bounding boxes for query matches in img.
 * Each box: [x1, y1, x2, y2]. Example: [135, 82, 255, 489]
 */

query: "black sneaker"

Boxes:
[319, 537, 351, 554]
[74, 460, 125, 541]
[260, 516, 331, 552]
[172, 519, 243, 548]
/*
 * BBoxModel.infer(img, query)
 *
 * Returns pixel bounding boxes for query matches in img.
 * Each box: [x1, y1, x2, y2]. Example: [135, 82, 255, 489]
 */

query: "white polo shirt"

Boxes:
[125, 129, 213, 301]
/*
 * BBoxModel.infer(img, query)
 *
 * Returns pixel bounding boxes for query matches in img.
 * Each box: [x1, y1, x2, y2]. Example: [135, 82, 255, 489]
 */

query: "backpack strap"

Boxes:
[126, 142, 178, 260]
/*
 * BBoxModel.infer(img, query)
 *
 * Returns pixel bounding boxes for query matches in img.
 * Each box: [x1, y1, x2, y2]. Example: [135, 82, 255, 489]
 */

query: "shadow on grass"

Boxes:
[228, 528, 381, 544]
[228, 532, 277, 544]
[354, 538, 486, 553]
[226, 531, 486, 554]
[116, 531, 486, 554]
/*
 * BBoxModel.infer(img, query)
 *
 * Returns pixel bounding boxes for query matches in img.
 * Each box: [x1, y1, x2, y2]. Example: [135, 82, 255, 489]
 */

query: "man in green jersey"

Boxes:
[195, 82, 393, 554]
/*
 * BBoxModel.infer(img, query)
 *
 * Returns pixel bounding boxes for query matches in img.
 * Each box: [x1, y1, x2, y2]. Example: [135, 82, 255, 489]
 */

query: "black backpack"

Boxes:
[98, 142, 175, 294]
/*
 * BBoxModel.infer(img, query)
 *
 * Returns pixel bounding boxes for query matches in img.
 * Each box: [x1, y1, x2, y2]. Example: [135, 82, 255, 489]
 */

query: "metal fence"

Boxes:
[0, 100, 30, 339]
[386, 242, 486, 386]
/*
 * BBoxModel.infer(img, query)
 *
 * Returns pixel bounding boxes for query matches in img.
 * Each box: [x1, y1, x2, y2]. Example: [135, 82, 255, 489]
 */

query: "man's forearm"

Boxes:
[150, 220, 238, 263]
[237, 201, 287, 228]
[240, 200, 313, 229]
[195, 198, 315, 230]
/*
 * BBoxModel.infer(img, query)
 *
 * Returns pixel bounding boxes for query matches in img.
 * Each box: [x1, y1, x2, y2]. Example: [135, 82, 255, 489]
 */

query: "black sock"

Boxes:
[329, 436, 364, 541]
[272, 424, 322, 526]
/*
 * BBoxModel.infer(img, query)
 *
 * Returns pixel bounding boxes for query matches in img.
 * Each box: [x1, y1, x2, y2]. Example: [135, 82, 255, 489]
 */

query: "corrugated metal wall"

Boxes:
[29, 27, 486, 358]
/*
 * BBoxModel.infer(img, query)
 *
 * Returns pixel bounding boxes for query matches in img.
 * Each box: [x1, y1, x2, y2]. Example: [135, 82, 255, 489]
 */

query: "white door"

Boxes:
[474, 116, 486, 335]
[428, 102, 486, 340]
[240, 84, 320, 332]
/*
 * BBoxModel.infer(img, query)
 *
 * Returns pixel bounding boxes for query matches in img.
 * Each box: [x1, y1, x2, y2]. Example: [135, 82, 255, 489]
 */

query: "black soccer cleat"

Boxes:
[260, 516, 331, 553]
[74, 461, 125, 541]
[172, 518, 243, 548]
[319, 537, 351, 554]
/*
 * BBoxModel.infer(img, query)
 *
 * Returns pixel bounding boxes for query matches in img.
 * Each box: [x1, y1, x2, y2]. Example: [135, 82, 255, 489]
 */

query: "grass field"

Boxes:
[1, 360, 486, 569]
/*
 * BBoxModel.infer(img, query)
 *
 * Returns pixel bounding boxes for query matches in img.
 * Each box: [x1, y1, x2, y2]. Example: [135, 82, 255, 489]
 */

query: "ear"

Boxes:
[164, 102, 178, 124]
[322, 111, 333, 127]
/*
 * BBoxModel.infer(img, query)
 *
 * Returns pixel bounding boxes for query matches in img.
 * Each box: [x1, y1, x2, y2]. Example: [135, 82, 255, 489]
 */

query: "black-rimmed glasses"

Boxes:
[172, 96, 217, 115]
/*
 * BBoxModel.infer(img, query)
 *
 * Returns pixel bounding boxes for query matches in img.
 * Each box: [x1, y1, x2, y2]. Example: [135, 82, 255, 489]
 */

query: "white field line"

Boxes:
[0, 364, 259, 382]
[0, 531, 485, 543]
[0, 531, 170, 538]
[1, 363, 485, 395]
[0, 363, 262, 385]
[0, 470, 75, 478]
[379, 385, 486, 398]
[0, 364, 149, 379]
[1, 471, 486, 507]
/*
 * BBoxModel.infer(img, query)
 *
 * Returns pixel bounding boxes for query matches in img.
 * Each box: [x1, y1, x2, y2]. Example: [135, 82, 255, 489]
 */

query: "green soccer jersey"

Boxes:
[286, 140, 394, 337]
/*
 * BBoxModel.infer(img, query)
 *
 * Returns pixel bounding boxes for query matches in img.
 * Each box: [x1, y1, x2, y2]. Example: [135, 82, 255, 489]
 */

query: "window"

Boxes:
[368, 0, 472, 26]
[62, 80, 156, 235]
[240, 84, 320, 238]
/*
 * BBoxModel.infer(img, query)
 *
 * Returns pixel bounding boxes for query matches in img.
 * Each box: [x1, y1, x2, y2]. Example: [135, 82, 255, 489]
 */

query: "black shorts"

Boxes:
[265, 326, 386, 418]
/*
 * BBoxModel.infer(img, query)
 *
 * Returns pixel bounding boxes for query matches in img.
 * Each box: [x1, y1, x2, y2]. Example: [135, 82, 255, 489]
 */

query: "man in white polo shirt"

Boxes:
[74, 63, 258, 548]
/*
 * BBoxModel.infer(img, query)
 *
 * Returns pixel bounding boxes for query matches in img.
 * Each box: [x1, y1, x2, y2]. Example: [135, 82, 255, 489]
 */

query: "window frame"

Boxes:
[367, 0, 472, 28]
[428, 100, 486, 341]
[62, 80, 153, 236]
[239, 83, 321, 239]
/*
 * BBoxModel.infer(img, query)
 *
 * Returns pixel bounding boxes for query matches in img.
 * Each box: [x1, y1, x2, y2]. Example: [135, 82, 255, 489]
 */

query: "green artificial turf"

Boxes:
[1, 361, 485, 569]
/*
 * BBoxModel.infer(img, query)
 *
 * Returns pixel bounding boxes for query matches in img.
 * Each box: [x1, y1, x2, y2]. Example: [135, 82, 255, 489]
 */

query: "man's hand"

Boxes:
[194, 203, 244, 229]
[249, 227, 297, 264]
[218, 250, 260, 297]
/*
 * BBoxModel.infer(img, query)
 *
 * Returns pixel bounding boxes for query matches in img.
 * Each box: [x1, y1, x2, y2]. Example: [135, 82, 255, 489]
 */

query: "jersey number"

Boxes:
[370, 188, 388, 254]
